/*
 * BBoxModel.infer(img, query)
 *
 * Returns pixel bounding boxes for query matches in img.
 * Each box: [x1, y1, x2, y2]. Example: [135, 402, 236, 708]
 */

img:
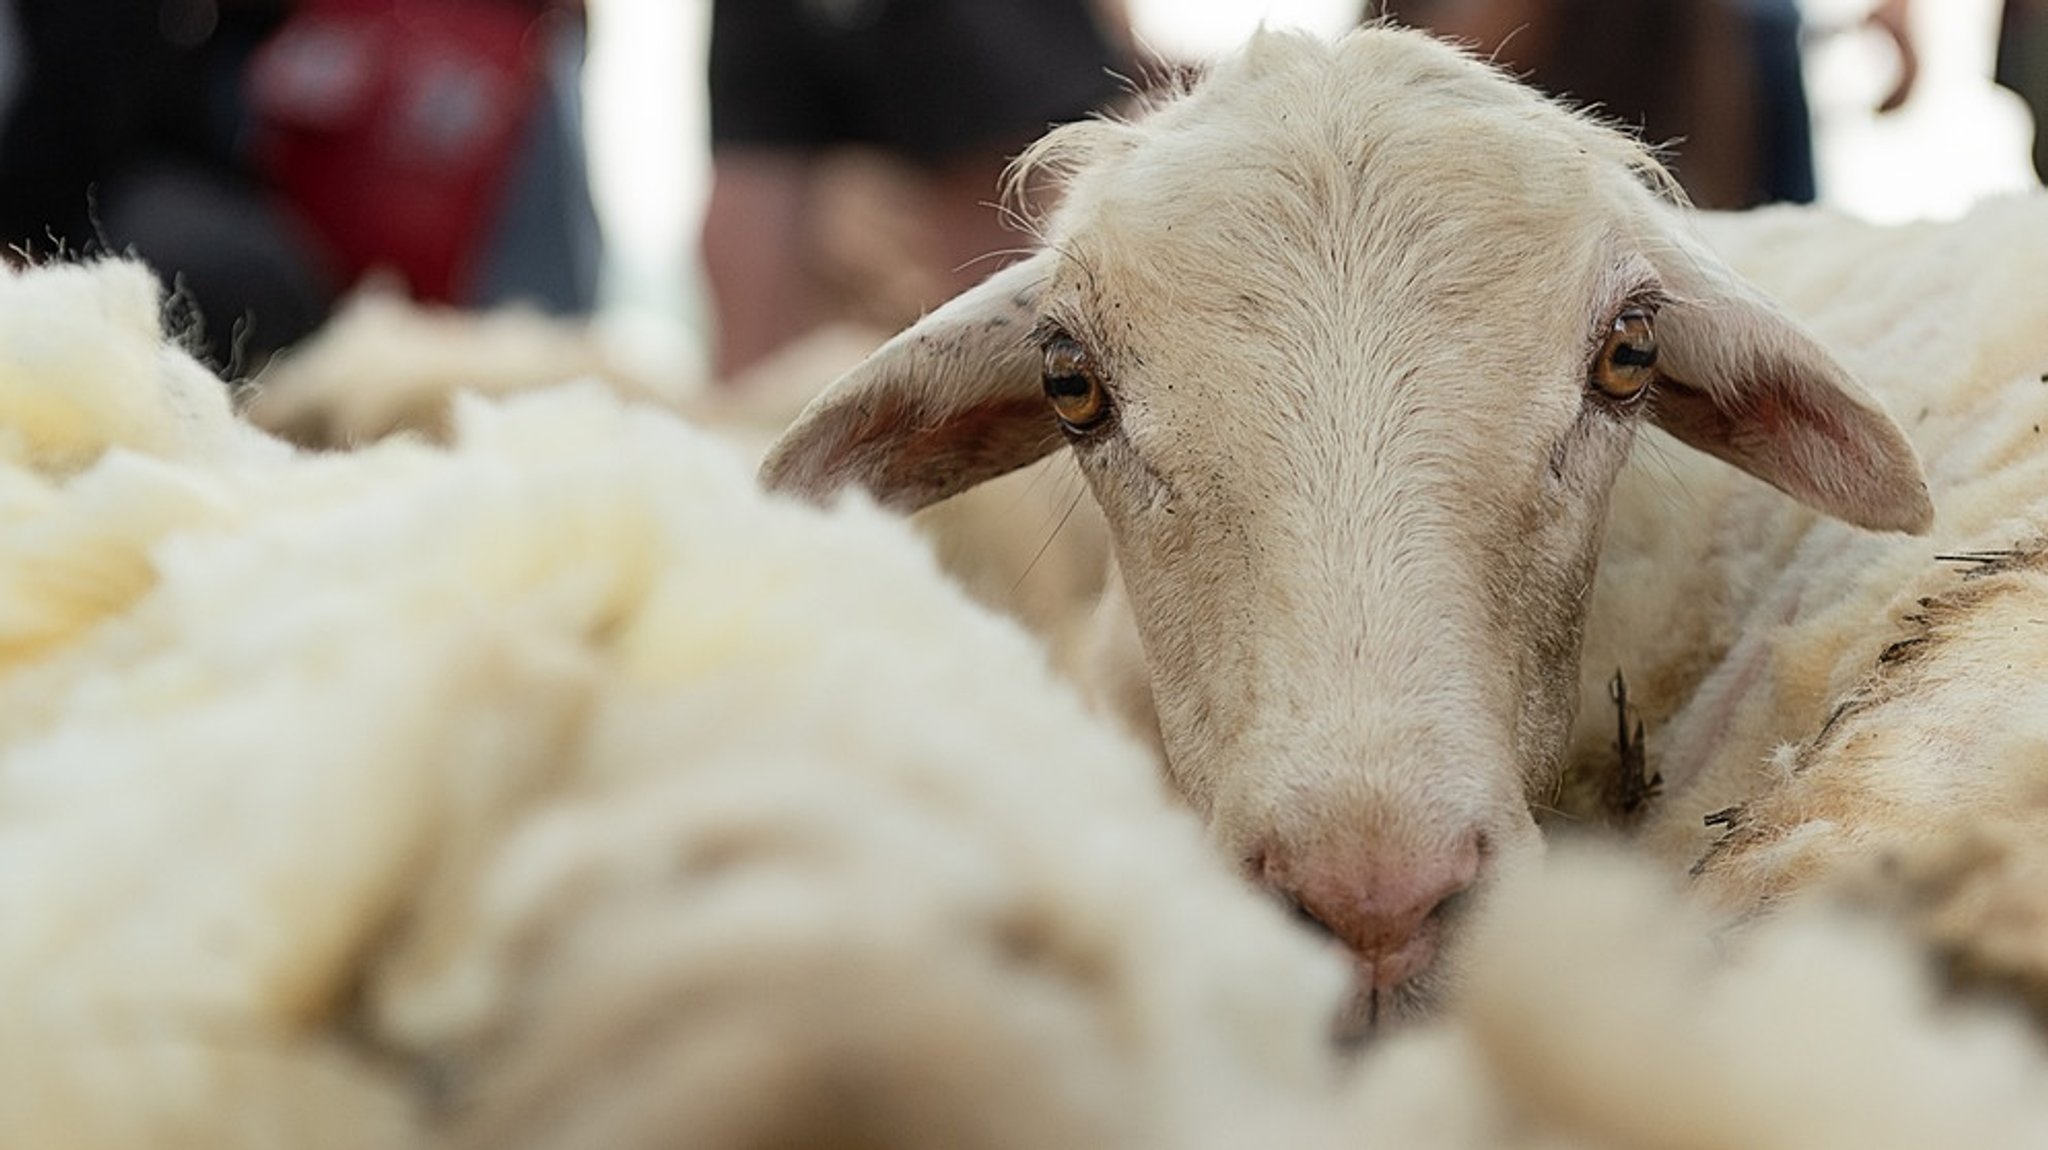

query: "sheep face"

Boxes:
[762, 28, 1930, 1026]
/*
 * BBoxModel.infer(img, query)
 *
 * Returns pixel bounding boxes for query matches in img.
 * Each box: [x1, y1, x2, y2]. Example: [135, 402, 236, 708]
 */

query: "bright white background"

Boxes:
[582, 0, 2039, 368]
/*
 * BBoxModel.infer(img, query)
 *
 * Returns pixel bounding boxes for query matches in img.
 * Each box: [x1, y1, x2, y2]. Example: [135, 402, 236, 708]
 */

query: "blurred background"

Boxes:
[592, 0, 2036, 381]
[3, 0, 2041, 388]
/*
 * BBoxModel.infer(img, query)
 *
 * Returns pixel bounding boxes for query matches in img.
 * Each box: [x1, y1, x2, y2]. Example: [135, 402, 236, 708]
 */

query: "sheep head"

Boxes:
[760, 27, 1931, 1029]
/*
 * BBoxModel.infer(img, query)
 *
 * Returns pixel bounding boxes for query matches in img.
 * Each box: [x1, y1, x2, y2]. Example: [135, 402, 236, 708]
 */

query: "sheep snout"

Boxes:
[1264, 831, 1484, 992]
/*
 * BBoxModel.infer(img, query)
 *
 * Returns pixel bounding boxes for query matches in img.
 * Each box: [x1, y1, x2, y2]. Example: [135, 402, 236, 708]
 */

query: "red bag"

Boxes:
[245, 0, 547, 303]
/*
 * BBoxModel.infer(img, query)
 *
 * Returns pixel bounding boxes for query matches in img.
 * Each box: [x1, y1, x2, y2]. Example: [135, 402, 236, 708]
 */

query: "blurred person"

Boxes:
[0, 2, 21, 123]
[0, 0, 333, 373]
[0, 0, 600, 378]
[245, 0, 602, 316]
[702, 0, 1131, 380]
[1741, 0, 1818, 204]
[1866, 0, 1919, 113]
[2000, 0, 2048, 177]
[1371, 0, 1815, 208]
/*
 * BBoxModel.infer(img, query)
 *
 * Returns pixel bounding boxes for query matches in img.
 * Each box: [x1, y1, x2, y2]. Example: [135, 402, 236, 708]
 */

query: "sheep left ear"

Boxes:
[760, 253, 1063, 513]
[1647, 245, 1934, 535]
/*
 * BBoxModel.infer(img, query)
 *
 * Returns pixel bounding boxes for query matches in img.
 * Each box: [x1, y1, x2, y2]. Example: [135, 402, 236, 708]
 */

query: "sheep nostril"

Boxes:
[1286, 895, 1342, 944]
[1431, 883, 1473, 926]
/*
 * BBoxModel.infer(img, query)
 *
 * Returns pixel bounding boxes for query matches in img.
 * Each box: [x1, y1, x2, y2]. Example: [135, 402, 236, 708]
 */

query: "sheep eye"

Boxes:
[1043, 335, 1109, 430]
[1592, 308, 1658, 401]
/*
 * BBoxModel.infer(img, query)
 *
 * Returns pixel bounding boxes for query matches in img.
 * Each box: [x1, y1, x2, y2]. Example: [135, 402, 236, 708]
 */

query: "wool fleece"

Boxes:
[0, 258, 1348, 1150]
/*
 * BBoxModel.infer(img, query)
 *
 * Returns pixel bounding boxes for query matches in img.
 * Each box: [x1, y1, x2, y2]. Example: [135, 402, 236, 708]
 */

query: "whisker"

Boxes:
[955, 243, 1043, 278]
[990, 199, 1050, 245]
[1006, 454, 1062, 512]
[1012, 481, 1089, 598]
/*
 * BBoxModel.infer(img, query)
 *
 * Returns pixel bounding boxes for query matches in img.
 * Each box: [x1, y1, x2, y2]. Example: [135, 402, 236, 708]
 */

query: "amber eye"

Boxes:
[1043, 334, 1109, 430]
[1592, 308, 1658, 400]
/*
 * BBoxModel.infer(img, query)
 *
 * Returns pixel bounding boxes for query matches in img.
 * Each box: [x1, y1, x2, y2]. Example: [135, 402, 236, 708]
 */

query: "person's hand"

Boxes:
[1868, 0, 1919, 114]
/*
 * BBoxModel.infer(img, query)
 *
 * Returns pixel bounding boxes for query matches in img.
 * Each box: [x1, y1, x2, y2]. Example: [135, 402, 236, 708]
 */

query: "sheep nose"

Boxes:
[1270, 833, 1483, 990]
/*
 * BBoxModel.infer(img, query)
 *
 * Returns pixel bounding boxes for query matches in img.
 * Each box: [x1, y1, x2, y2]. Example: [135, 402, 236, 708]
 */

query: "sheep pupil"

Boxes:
[1612, 342, 1657, 369]
[1046, 373, 1092, 399]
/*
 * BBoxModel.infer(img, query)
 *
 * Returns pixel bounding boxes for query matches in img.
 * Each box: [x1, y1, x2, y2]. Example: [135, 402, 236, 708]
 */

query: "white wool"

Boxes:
[0, 258, 1348, 1148]
[1567, 197, 2048, 926]
[0, 1030, 420, 1150]
[241, 287, 682, 449]
[1349, 849, 2048, 1150]
[0, 260, 279, 473]
[240, 287, 1119, 722]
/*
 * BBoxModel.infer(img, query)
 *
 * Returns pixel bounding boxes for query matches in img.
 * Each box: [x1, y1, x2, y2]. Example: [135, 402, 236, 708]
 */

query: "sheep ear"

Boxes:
[760, 254, 1063, 513]
[1647, 249, 1934, 534]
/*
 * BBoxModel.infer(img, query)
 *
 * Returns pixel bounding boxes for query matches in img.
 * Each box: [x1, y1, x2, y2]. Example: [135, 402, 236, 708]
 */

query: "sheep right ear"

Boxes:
[760, 254, 1064, 513]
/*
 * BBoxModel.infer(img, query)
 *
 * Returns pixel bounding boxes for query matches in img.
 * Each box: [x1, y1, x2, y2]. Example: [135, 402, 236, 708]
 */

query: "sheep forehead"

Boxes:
[1036, 27, 1656, 246]
[1038, 203, 1619, 511]
[1032, 29, 1652, 423]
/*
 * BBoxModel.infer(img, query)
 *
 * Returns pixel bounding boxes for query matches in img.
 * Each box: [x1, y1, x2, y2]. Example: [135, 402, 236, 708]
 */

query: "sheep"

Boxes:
[0, 258, 1349, 1148]
[759, 24, 2048, 1025]
[16, 258, 2048, 1148]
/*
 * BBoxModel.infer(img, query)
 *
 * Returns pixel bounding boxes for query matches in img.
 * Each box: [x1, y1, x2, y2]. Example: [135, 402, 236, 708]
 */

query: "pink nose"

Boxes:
[1269, 833, 1484, 990]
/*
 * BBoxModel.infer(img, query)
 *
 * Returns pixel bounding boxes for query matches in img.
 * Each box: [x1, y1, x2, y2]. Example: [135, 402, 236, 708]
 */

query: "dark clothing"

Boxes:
[469, 16, 602, 314]
[98, 160, 335, 373]
[0, 0, 282, 254]
[1382, 0, 1815, 209]
[708, 0, 1125, 163]
[1526, 0, 1812, 207]
[0, 0, 328, 372]
[1999, 0, 2048, 179]
[242, 0, 595, 312]
[1746, 1, 1815, 204]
